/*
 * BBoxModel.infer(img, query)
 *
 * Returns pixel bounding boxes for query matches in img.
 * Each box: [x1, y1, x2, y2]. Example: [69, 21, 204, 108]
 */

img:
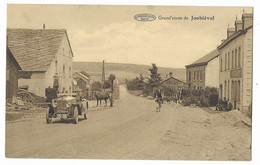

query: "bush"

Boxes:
[162, 86, 177, 97]
[208, 94, 219, 106]
[181, 87, 218, 107]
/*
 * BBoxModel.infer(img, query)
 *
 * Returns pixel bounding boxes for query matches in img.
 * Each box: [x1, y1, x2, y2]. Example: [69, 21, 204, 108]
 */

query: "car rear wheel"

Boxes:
[74, 106, 79, 124]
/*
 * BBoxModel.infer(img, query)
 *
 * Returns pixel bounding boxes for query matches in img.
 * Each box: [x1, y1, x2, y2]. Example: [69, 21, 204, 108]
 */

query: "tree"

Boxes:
[104, 80, 111, 89]
[148, 64, 162, 88]
[108, 74, 116, 91]
[91, 81, 102, 92]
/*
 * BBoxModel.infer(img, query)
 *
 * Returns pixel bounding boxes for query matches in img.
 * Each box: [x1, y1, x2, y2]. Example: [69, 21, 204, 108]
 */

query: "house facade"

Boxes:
[218, 13, 253, 114]
[6, 47, 21, 101]
[185, 49, 219, 90]
[7, 28, 74, 97]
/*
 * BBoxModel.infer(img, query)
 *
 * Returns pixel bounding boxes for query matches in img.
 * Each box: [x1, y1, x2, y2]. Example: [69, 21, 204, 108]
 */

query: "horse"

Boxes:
[93, 91, 110, 106]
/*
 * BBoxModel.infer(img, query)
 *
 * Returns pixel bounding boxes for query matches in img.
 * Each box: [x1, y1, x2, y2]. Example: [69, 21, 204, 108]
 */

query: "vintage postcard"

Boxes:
[5, 4, 253, 161]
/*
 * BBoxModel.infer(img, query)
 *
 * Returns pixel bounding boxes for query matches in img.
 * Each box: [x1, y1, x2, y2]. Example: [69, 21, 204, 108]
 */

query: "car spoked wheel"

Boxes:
[74, 106, 79, 124]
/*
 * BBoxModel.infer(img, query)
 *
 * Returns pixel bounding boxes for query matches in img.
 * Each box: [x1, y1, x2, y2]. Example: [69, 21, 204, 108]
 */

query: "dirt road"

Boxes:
[5, 85, 251, 160]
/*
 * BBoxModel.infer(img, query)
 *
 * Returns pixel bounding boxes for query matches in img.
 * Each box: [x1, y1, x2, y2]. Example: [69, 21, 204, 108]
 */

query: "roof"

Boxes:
[7, 28, 73, 72]
[185, 49, 219, 68]
[7, 46, 22, 70]
[73, 72, 90, 82]
[78, 72, 90, 80]
[160, 76, 186, 84]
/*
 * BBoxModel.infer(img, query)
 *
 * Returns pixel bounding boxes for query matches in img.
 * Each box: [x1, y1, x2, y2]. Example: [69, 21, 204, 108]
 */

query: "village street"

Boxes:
[5, 85, 251, 160]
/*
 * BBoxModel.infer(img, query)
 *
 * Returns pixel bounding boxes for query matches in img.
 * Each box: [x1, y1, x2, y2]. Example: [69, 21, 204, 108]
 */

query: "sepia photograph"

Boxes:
[4, 3, 255, 162]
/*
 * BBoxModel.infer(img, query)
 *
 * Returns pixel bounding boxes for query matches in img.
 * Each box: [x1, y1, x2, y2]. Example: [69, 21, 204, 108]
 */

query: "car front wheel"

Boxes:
[74, 106, 79, 124]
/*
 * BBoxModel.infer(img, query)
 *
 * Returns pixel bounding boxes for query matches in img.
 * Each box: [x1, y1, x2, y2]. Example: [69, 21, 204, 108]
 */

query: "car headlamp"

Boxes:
[52, 99, 58, 108]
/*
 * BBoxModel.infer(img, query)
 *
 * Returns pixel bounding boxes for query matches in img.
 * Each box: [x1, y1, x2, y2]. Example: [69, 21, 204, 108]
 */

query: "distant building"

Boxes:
[217, 13, 253, 113]
[7, 27, 74, 97]
[160, 72, 186, 90]
[185, 49, 219, 90]
[73, 72, 91, 97]
[6, 46, 22, 101]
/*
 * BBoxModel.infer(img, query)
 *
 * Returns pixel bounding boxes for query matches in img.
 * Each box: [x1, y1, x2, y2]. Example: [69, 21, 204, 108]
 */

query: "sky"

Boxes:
[7, 5, 252, 68]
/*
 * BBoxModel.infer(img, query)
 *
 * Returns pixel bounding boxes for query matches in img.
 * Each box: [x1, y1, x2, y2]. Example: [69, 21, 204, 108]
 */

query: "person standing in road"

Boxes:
[109, 92, 114, 107]
[154, 87, 162, 112]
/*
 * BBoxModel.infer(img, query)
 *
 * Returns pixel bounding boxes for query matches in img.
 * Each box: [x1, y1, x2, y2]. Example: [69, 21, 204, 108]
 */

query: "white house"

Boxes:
[7, 27, 74, 97]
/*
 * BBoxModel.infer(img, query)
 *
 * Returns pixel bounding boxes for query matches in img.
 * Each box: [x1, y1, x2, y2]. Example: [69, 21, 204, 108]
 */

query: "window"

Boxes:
[189, 71, 191, 82]
[228, 81, 230, 101]
[228, 52, 230, 69]
[220, 59, 223, 72]
[232, 51, 234, 68]
[225, 53, 227, 70]
[200, 70, 202, 80]
[220, 85, 223, 98]
[69, 67, 71, 78]
[238, 47, 241, 67]
[235, 49, 237, 68]
[224, 81, 226, 98]
[193, 71, 196, 81]
[238, 81, 240, 101]
[197, 70, 199, 80]
[55, 60, 58, 73]
[63, 65, 65, 78]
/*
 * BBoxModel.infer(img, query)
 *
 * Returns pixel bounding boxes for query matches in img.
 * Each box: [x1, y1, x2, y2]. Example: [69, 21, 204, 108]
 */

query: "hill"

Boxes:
[73, 62, 186, 83]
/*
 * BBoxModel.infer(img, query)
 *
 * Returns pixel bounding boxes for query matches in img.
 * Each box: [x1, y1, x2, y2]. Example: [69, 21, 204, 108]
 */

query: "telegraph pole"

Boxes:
[102, 60, 105, 91]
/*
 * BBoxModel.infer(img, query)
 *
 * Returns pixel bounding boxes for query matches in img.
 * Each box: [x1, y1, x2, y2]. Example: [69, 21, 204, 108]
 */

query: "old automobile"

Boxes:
[46, 93, 88, 124]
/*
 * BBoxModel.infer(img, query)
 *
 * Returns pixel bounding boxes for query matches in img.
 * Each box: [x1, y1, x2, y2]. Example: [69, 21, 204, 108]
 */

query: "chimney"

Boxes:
[43, 24, 46, 30]
[235, 20, 242, 31]
[242, 13, 253, 30]
[169, 72, 173, 78]
[227, 27, 235, 38]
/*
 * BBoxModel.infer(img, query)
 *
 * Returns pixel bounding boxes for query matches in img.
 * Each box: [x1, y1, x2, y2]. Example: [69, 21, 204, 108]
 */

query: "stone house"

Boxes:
[160, 72, 186, 90]
[185, 49, 219, 90]
[6, 46, 22, 101]
[217, 13, 253, 114]
[7, 27, 74, 97]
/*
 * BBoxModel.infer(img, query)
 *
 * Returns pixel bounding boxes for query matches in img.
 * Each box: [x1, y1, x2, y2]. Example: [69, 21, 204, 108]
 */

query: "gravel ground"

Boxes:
[5, 85, 251, 160]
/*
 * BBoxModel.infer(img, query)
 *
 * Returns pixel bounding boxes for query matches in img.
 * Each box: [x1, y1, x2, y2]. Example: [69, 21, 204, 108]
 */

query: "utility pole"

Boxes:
[102, 60, 105, 91]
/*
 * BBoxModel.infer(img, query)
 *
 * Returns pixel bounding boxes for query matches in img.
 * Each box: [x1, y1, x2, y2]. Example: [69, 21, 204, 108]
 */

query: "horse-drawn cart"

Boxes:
[17, 89, 50, 108]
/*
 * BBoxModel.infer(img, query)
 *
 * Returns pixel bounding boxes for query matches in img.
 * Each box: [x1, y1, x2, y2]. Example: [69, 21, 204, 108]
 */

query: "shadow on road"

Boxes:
[51, 118, 86, 124]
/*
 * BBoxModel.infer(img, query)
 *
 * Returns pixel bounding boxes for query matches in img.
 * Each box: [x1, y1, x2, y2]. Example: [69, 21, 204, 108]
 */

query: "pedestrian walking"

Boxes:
[154, 87, 162, 112]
